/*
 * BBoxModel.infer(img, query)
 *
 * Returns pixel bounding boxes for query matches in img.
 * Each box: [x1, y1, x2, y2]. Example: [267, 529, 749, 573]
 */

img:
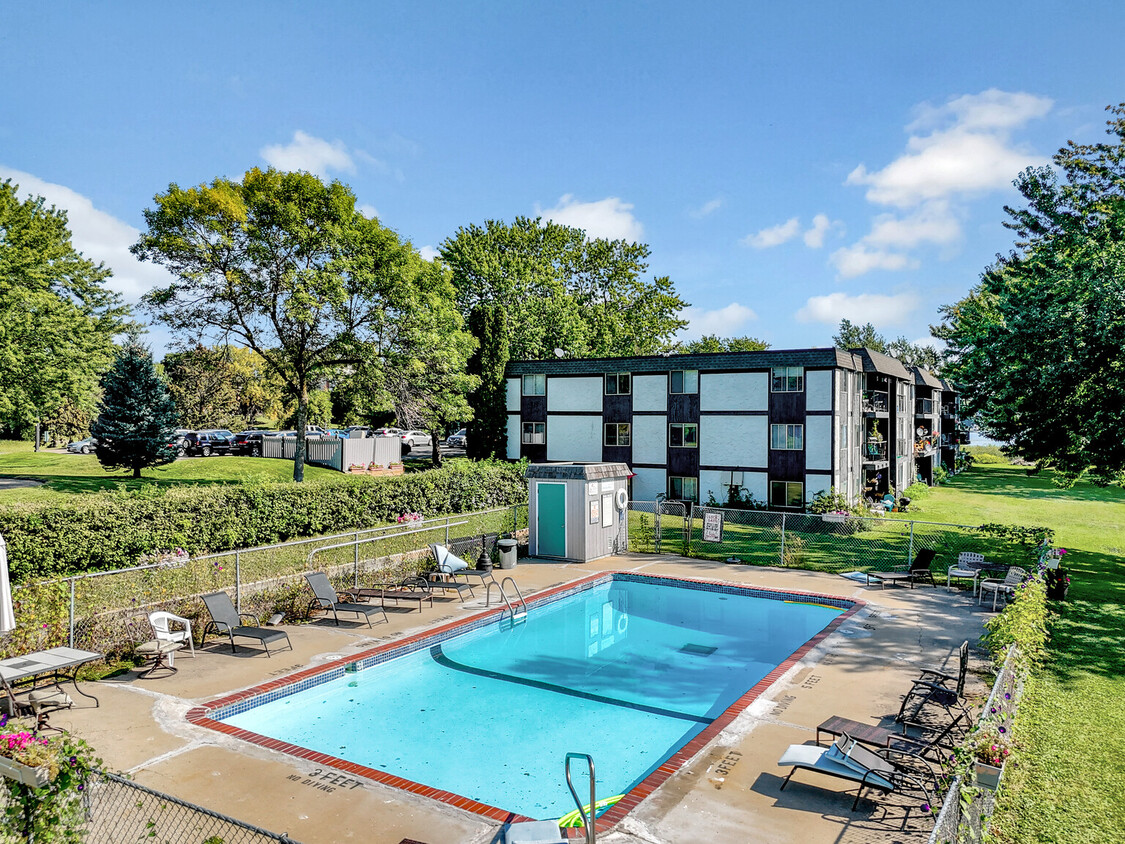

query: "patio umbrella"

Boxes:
[0, 533, 15, 634]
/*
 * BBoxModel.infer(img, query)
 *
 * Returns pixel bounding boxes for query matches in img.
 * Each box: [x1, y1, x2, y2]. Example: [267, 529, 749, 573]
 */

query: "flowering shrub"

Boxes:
[137, 548, 189, 569]
[396, 512, 423, 525]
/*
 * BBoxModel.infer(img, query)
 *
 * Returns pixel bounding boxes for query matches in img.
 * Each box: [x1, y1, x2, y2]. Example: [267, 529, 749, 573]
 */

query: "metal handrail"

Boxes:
[565, 753, 597, 844]
[306, 520, 470, 568]
[486, 576, 527, 624]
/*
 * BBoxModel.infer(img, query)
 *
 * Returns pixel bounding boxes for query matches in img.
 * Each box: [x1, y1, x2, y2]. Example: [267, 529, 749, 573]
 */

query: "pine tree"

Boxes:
[92, 343, 181, 478]
[466, 304, 509, 459]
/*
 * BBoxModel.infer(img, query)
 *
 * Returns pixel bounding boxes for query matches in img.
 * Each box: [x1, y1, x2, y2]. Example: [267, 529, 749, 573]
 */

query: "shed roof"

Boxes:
[524, 462, 632, 481]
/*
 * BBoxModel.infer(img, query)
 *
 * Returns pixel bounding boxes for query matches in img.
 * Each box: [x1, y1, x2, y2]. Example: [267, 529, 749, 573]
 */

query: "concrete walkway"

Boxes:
[50, 554, 989, 844]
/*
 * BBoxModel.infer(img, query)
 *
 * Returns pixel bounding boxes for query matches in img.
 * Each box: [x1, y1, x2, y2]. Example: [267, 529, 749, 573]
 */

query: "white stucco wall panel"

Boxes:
[700, 372, 768, 412]
[806, 473, 831, 504]
[631, 415, 667, 465]
[631, 468, 666, 502]
[806, 370, 832, 411]
[546, 415, 601, 462]
[505, 378, 521, 412]
[699, 415, 767, 468]
[546, 377, 602, 412]
[505, 415, 521, 460]
[805, 415, 832, 471]
[633, 375, 667, 412]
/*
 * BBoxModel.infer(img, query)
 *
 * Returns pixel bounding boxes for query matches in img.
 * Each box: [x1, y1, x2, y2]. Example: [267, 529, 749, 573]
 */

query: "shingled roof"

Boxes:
[506, 346, 863, 376]
[912, 366, 944, 390]
[852, 348, 913, 381]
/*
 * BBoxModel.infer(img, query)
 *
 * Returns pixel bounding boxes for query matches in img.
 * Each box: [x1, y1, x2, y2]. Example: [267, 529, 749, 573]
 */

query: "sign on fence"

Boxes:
[702, 511, 724, 542]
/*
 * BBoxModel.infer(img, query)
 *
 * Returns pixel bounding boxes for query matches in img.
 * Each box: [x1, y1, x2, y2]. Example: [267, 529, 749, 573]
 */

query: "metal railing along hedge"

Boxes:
[0, 770, 302, 843]
[4, 505, 527, 660]
[627, 502, 1041, 575]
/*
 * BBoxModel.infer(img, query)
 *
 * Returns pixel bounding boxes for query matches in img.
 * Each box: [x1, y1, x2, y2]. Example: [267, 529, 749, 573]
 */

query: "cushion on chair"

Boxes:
[438, 545, 469, 572]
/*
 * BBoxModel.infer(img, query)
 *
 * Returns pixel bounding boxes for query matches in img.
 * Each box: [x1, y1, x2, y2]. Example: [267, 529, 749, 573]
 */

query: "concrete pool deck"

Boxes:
[50, 554, 989, 844]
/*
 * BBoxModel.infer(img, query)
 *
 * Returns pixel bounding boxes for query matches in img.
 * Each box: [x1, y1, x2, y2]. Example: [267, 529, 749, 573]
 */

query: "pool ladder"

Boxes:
[565, 753, 597, 844]
[486, 576, 527, 625]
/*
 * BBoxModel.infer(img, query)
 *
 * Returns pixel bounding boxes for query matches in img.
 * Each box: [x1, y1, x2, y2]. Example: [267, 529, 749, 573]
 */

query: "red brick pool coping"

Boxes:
[186, 571, 864, 835]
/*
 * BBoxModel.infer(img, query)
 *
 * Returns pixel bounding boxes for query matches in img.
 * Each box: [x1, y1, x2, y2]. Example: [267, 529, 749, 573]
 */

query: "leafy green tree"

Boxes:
[935, 104, 1125, 486]
[675, 334, 770, 354]
[92, 343, 180, 478]
[466, 304, 509, 460]
[832, 319, 942, 370]
[133, 168, 419, 481]
[0, 180, 129, 447]
[163, 344, 284, 430]
[440, 216, 688, 360]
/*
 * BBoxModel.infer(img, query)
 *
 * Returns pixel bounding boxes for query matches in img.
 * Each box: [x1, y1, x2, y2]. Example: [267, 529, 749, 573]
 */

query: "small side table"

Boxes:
[136, 640, 182, 678]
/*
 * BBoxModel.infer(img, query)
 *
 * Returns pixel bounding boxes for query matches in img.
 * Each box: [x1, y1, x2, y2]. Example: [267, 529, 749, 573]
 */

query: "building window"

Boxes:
[668, 476, 699, 503]
[769, 481, 804, 508]
[770, 424, 803, 450]
[669, 423, 698, 448]
[771, 366, 804, 392]
[521, 422, 545, 444]
[669, 369, 698, 394]
[605, 372, 631, 395]
[604, 423, 631, 447]
[522, 374, 545, 396]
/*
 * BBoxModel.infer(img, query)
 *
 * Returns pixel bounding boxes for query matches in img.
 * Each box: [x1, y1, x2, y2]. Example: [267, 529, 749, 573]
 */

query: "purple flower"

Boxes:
[77, 784, 84, 791]
[922, 803, 931, 813]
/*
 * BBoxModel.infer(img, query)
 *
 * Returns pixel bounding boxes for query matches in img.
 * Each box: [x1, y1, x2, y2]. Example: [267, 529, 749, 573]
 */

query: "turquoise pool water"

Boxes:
[221, 577, 842, 819]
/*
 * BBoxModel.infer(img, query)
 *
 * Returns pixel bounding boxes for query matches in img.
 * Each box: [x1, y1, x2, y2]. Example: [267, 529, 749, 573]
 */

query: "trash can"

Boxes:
[498, 538, 518, 569]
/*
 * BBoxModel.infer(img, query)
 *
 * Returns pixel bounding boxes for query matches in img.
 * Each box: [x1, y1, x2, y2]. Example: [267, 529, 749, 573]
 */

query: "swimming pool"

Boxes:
[191, 573, 858, 825]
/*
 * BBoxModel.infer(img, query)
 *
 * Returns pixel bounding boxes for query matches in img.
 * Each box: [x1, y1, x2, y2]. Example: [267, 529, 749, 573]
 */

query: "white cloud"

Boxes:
[741, 217, 800, 249]
[678, 302, 758, 341]
[796, 291, 920, 325]
[537, 194, 644, 242]
[829, 244, 919, 278]
[0, 166, 176, 303]
[357, 203, 379, 219]
[418, 245, 439, 261]
[803, 213, 843, 248]
[260, 130, 357, 178]
[689, 198, 722, 219]
[864, 201, 961, 249]
[846, 90, 1052, 207]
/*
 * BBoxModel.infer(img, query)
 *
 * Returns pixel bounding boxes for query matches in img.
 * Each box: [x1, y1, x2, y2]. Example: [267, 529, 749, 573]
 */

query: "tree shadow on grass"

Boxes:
[943, 466, 1125, 504]
[1042, 549, 1125, 683]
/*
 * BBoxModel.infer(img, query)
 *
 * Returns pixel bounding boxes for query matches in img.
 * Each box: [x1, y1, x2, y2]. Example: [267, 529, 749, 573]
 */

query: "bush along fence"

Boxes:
[0, 458, 528, 581]
[626, 501, 1053, 577]
[4, 505, 527, 662]
[928, 545, 1051, 844]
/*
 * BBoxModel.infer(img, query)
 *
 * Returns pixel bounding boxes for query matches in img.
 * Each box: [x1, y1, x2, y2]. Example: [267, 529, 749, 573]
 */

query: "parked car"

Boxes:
[67, 437, 97, 454]
[445, 429, 467, 448]
[232, 431, 266, 456]
[182, 430, 233, 457]
[400, 430, 432, 449]
[346, 425, 371, 438]
[373, 427, 404, 437]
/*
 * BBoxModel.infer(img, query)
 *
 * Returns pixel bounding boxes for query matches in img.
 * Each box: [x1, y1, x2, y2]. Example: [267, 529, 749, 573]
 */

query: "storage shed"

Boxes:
[525, 463, 630, 562]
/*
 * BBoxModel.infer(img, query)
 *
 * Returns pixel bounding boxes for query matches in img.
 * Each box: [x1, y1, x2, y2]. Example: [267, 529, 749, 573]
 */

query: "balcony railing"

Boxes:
[915, 398, 935, 416]
[914, 434, 940, 454]
[862, 391, 889, 413]
[863, 440, 888, 461]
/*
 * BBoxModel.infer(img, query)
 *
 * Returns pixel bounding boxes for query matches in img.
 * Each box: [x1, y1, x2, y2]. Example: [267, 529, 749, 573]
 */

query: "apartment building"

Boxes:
[504, 347, 956, 507]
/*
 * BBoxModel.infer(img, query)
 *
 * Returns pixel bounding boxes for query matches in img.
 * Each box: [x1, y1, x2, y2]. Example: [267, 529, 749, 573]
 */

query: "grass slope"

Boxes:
[915, 465, 1125, 844]
[0, 440, 336, 502]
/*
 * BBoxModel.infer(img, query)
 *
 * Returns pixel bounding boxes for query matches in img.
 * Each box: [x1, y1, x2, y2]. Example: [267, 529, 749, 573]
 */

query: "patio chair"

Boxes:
[201, 592, 293, 657]
[979, 566, 1028, 611]
[947, 551, 989, 593]
[778, 732, 937, 811]
[430, 543, 495, 586]
[148, 611, 195, 662]
[305, 572, 387, 627]
[866, 549, 938, 589]
[896, 640, 971, 737]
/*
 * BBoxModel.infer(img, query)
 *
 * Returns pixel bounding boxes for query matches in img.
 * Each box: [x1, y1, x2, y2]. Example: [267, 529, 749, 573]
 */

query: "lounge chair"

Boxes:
[305, 572, 387, 627]
[978, 566, 1028, 610]
[345, 576, 435, 612]
[778, 732, 937, 811]
[896, 640, 971, 739]
[867, 549, 937, 589]
[201, 592, 292, 657]
[430, 543, 495, 585]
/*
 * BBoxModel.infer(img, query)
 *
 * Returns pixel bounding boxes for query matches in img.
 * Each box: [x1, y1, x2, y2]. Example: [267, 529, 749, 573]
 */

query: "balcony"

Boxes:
[941, 404, 957, 419]
[915, 398, 935, 416]
[863, 440, 889, 468]
[914, 433, 940, 456]
[862, 390, 890, 415]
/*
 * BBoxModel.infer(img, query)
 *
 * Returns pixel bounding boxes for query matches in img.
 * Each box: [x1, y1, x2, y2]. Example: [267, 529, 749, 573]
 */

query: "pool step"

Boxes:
[502, 820, 567, 844]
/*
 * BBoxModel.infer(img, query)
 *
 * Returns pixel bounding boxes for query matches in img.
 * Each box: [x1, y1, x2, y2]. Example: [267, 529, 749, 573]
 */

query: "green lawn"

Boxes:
[0, 440, 337, 502]
[887, 465, 1125, 843]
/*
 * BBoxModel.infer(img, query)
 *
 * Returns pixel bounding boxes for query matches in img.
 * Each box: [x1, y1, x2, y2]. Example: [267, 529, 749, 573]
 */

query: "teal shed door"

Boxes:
[536, 482, 566, 557]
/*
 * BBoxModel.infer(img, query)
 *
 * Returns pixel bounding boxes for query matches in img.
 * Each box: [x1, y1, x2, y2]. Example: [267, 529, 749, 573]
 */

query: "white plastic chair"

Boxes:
[148, 611, 195, 665]
[947, 551, 985, 594]
[979, 567, 1028, 611]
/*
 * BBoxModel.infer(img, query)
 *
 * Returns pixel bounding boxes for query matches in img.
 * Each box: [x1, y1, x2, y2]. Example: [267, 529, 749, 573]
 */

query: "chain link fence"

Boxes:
[0, 771, 302, 843]
[5, 505, 527, 661]
[627, 503, 1041, 575]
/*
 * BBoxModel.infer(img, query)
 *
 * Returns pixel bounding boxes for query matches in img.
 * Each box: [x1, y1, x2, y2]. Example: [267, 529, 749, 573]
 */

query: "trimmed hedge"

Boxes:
[0, 459, 528, 582]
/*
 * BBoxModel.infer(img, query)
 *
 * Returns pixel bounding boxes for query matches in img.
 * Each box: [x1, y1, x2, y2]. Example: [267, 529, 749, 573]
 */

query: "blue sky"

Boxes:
[2, 2, 1122, 355]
